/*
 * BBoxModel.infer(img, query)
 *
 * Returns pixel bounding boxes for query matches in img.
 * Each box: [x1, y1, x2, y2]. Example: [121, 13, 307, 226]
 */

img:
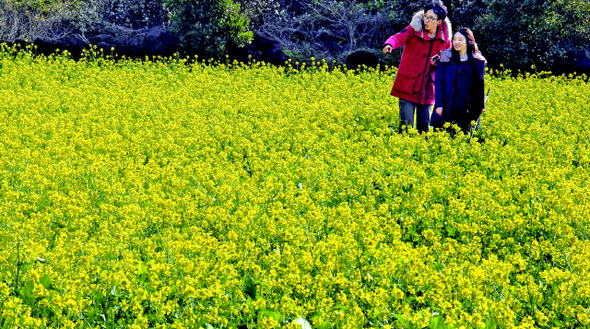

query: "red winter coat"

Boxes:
[383, 11, 452, 105]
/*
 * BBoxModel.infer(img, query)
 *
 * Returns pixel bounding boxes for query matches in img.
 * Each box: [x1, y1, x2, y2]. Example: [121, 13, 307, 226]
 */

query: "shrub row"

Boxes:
[0, 0, 589, 72]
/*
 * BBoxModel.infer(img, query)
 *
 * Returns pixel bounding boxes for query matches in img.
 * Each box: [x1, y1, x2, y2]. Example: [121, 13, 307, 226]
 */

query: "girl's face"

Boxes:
[422, 9, 440, 32]
[453, 32, 467, 54]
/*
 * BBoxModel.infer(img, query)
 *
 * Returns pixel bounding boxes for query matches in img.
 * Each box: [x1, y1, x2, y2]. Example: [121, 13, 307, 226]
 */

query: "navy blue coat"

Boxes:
[432, 49, 486, 130]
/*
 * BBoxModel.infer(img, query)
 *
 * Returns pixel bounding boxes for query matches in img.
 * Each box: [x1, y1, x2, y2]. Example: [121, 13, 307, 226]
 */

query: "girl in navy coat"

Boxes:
[432, 28, 486, 133]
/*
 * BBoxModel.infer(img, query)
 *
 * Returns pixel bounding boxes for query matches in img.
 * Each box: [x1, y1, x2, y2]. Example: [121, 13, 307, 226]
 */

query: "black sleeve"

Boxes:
[470, 61, 485, 120]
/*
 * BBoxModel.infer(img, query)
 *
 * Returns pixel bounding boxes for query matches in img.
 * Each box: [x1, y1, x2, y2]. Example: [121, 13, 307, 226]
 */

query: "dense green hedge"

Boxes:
[473, 0, 590, 71]
[1, 0, 588, 71]
[164, 0, 253, 57]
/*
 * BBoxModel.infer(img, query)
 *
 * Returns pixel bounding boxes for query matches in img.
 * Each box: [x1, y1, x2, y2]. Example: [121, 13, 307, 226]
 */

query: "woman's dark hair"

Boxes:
[452, 28, 481, 58]
[424, 2, 448, 21]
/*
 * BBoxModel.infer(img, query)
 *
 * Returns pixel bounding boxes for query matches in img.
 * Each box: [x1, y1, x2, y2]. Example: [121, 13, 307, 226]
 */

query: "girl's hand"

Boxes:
[435, 107, 443, 116]
[383, 45, 392, 54]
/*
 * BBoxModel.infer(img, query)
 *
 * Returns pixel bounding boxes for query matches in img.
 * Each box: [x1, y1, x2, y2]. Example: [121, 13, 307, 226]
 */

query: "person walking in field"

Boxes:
[431, 28, 486, 134]
[382, 1, 452, 133]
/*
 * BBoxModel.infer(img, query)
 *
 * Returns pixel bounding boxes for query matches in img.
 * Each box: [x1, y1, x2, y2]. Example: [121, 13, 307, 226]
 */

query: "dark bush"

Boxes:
[474, 0, 590, 71]
[164, 0, 254, 59]
[2, 0, 589, 72]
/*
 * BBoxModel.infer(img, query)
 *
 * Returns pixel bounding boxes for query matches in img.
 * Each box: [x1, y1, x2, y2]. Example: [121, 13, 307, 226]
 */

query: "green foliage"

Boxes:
[164, 0, 253, 58]
[445, 0, 487, 31]
[475, 0, 590, 71]
[362, 0, 422, 22]
[3, 0, 589, 72]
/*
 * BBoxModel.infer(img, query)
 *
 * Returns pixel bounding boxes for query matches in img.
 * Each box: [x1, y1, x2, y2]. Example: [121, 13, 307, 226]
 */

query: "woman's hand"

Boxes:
[383, 45, 392, 54]
[435, 107, 443, 116]
[430, 54, 440, 66]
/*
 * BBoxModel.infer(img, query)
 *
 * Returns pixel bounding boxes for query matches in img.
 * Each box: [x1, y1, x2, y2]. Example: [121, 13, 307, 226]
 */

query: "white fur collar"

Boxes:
[440, 48, 488, 63]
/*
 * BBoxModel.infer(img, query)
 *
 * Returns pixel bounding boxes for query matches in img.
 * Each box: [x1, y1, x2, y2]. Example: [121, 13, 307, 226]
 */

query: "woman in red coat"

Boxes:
[383, 2, 452, 133]
[431, 28, 486, 134]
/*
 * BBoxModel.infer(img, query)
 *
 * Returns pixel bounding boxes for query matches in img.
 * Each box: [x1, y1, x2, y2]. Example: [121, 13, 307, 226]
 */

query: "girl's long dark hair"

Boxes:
[453, 28, 481, 59]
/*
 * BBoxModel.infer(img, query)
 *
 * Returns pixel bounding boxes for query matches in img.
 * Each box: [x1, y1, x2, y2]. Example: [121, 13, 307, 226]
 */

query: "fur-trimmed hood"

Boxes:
[410, 10, 452, 42]
[440, 48, 487, 63]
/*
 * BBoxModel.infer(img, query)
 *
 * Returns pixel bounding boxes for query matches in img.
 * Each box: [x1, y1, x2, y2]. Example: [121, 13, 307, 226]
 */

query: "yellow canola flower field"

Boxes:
[0, 44, 589, 329]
